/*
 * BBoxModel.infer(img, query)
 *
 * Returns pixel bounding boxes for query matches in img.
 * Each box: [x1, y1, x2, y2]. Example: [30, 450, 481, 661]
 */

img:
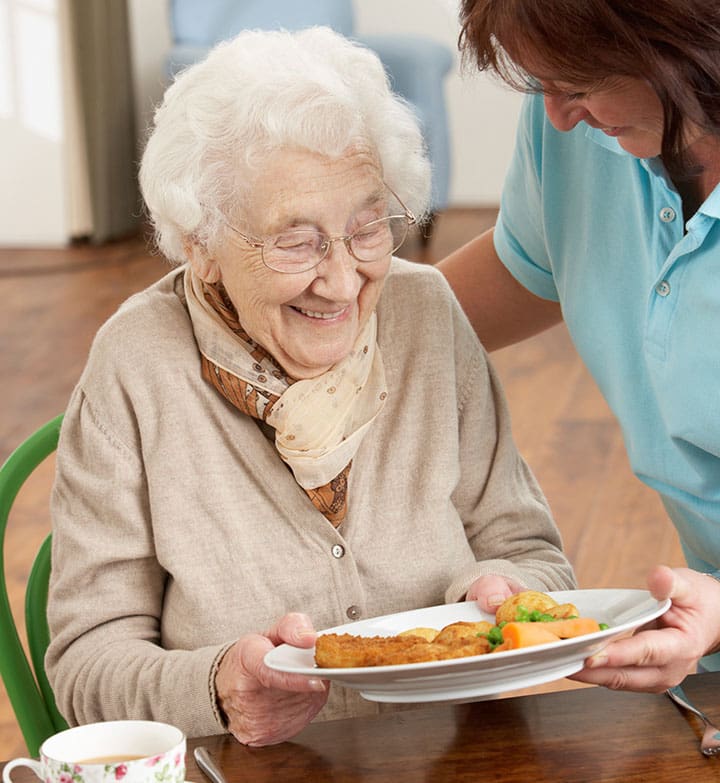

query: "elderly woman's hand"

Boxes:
[215, 612, 329, 746]
[570, 566, 720, 692]
[465, 573, 526, 614]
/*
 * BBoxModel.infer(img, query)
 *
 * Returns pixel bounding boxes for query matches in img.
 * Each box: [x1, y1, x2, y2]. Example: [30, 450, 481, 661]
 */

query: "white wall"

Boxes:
[0, 0, 68, 245]
[127, 0, 170, 149]
[0, 0, 523, 246]
[127, 0, 523, 208]
[354, 0, 522, 205]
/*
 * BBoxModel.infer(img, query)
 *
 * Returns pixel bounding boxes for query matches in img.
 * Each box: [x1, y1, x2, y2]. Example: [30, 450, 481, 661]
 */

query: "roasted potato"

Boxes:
[545, 602, 579, 619]
[495, 591, 568, 624]
[432, 620, 494, 646]
[398, 627, 439, 642]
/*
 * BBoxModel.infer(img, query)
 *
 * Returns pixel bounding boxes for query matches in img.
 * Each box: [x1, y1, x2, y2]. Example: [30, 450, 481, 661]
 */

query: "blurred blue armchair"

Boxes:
[166, 0, 454, 216]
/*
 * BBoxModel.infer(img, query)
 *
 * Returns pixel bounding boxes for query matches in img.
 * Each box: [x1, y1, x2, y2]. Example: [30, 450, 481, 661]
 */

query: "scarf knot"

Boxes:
[184, 268, 387, 526]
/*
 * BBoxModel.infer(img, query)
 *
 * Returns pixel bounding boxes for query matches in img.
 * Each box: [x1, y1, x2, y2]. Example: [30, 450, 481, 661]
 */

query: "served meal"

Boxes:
[315, 590, 608, 668]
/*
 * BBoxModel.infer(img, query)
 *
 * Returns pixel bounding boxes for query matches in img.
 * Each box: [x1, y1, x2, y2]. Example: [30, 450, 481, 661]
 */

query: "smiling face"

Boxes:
[538, 75, 666, 159]
[195, 148, 392, 380]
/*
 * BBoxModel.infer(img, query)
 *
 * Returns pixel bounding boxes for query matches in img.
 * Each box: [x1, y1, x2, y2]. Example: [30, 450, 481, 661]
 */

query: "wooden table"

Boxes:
[4, 674, 720, 782]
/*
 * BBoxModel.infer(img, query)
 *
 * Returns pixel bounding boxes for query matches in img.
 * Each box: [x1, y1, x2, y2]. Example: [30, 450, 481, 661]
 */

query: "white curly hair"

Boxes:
[139, 26, 432, 264]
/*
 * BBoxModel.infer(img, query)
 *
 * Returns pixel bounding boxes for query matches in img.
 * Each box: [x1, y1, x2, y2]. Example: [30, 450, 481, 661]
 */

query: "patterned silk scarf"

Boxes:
[183, 269, 387, 526]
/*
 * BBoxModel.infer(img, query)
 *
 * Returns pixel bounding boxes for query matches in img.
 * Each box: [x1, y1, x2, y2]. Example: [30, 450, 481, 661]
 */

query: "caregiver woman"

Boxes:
[439, 0, 720, 689]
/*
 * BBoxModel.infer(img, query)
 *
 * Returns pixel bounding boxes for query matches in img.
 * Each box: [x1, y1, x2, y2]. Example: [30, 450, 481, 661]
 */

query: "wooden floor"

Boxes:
[0, 209, 684, 759]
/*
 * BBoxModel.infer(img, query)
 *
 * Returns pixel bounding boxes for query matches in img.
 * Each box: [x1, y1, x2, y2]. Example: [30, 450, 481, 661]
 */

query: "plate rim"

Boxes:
[264, 588, 670, 679]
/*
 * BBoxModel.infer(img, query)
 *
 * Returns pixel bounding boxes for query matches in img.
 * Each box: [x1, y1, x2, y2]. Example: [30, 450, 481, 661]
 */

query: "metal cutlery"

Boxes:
[666, 684, 720, 756]
[194, 746, 229, 783]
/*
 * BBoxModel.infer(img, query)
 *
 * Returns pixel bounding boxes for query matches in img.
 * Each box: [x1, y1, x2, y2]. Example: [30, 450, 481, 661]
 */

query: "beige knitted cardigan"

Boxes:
[46, 258, 575, 738]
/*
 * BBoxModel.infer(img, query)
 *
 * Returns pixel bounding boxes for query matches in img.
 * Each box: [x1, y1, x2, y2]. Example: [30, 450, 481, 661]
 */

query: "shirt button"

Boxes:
[659, 207, 676, 222]
[655, 280, 671, 297]
[346, 605, 361, 620]
[331, 544, 345, 559]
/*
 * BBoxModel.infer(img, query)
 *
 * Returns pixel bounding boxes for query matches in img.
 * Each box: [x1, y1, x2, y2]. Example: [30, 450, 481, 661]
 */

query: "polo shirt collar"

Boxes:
[585, 125, 626, 154]
[700, 181, 720, 219]
[585, 125, 720, 219]
[584, 126, 666, 179]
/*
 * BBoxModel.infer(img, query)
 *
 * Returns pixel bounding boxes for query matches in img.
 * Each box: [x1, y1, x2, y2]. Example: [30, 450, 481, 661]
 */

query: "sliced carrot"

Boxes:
[539, 617, 601, 638]
[500, 622, 561, 649]
[500, 617, 601, 650]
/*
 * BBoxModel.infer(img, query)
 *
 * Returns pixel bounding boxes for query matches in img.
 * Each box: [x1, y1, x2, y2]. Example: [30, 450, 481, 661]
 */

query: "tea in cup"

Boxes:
[2, 720, 185, 783]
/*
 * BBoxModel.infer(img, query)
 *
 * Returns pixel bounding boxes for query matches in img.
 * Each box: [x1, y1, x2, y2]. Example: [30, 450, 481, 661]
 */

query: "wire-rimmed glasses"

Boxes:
[222, 188, 417, 274]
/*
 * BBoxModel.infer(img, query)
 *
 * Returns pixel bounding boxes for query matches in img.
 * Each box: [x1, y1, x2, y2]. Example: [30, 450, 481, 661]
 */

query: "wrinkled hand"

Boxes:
[466, 573, 526, 614]
[215, 612, 329, 746]
[570, 566, 720, 692]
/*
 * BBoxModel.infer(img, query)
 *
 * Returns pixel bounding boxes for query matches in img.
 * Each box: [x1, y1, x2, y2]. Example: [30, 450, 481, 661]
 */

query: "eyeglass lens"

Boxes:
[263, 215, 410, 273]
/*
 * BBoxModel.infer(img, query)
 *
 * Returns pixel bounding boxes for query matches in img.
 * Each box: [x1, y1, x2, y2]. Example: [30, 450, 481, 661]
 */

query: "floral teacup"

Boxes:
[3, 721, 185, 783]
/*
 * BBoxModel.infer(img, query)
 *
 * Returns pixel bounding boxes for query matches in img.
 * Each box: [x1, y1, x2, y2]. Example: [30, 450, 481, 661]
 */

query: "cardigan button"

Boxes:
[331, 544, 345, 558]
[346, 605, 361, 620]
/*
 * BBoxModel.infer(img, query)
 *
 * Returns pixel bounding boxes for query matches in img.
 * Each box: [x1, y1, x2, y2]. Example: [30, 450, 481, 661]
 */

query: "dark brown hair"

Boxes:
[459, 0, 720, 176]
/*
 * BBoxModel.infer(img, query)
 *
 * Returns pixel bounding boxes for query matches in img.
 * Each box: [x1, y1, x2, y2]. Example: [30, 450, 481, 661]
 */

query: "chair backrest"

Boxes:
[170, 0, 355, 45]
[0, 414, 68, 756]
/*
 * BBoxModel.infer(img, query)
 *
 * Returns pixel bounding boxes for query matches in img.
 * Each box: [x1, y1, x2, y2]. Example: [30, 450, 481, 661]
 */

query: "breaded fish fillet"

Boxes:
[315, 624, 492, 668]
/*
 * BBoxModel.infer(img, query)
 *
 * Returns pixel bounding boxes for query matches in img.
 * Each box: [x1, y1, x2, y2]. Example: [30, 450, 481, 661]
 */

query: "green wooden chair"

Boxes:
[0, 414, 68, 757]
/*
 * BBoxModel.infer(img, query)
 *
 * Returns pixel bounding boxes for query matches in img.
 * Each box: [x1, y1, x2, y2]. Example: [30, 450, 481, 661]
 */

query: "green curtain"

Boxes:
[67, 0, 139, 242]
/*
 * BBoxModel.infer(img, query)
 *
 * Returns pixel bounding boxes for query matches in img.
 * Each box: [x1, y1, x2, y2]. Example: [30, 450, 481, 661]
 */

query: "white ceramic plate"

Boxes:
[264, 589, 670, 703]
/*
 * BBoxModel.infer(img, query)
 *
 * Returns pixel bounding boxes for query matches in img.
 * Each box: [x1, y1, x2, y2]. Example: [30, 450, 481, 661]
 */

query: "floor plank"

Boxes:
[0, 209, 684, 758]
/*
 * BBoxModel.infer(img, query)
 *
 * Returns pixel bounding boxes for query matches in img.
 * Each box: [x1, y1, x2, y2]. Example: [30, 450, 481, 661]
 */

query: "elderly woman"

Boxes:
[46, 27, 574, 747]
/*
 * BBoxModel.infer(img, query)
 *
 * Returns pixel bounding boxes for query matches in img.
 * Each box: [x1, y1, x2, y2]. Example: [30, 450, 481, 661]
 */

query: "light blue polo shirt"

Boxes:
[495, 94, 720, 586]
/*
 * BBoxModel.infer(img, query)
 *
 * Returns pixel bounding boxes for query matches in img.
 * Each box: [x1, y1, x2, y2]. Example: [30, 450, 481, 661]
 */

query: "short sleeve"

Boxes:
[494, 94, 560, 303]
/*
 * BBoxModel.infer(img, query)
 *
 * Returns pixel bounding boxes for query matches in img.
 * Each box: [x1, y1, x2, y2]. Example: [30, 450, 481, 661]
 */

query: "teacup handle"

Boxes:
[3, 758, 43, 783]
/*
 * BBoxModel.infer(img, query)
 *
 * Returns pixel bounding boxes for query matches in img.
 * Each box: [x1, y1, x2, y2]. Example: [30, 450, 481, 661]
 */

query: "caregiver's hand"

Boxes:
[466, 573, 526, 614]
[570, 566, 720, 692]
[215, 612, 329, 746]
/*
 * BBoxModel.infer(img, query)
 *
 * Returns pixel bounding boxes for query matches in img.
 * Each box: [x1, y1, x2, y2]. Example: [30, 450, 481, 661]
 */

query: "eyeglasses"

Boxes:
[222, 187, 417, 274]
